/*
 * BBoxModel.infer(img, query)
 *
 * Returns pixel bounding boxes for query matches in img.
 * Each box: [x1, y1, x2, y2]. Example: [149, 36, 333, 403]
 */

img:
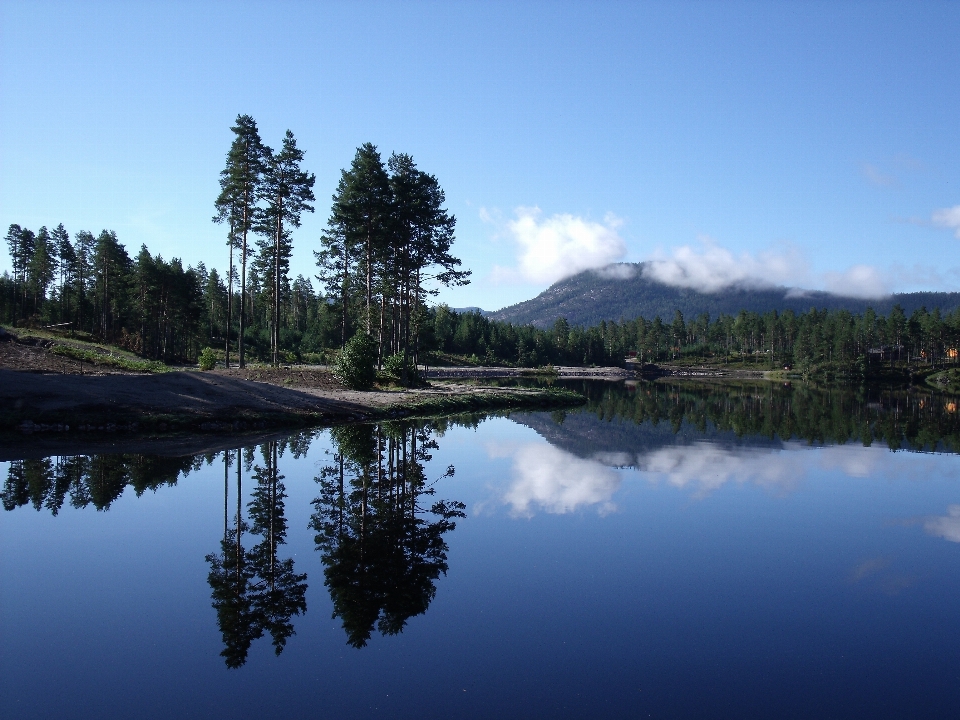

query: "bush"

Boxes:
[300, 351, 328, 365]
[334, 333, 377, 390]
[198, 347, 218, 371]
[383, 351, 420, 384]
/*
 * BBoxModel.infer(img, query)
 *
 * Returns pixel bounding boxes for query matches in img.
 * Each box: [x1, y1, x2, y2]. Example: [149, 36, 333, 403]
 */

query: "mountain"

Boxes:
[487, 262, 960, 328]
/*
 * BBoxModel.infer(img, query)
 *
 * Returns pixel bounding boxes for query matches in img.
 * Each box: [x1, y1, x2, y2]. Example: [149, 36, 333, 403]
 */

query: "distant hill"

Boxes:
[488, 262, 960, 328]
[451, 306, 491, 316]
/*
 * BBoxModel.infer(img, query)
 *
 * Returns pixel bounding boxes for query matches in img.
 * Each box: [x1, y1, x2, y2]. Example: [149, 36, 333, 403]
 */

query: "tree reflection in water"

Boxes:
[311, 421, 465, 648]
[2, 453, 200, 513]
[206, 441, 307, 668]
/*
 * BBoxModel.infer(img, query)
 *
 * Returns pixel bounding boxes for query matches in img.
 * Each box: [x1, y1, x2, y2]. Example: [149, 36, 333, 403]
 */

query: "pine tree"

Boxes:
[257, 130, 315, 365]
[215, 115, 267, 368]
[27, 227, 57, 317]
[387, 153, 469, 379]
[331, 144, 391, 335]
[52, 224, 76, 323]
[4, 224, 36, 324]
[73, 230, 96, 332]
[92, 230, 131, 341]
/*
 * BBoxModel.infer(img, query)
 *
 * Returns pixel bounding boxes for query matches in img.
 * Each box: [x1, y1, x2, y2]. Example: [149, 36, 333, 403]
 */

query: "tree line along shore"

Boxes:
[4, 114, 960, 385]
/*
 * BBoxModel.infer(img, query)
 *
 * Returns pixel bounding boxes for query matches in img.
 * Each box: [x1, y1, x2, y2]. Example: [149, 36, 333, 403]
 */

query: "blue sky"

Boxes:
[2, 0, 959, 310]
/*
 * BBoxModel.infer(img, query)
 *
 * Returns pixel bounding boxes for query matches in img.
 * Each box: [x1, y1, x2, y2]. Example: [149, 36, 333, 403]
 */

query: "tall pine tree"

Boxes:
[214, 115, 266, 368]
[257, 130, 315, 365]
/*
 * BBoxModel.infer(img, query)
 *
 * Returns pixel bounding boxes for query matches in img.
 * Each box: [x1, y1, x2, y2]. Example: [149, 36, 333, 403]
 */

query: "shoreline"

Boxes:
[0, 369, 584, 445]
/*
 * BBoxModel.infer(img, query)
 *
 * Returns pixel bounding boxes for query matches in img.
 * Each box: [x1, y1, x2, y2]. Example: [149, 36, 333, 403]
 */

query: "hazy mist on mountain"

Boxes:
[486, 262, 960, 328]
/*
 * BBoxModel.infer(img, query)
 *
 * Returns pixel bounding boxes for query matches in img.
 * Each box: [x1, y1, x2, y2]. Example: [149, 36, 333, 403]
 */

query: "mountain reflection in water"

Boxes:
[477, 380, 960, 516]
[4, 381, 960, 717]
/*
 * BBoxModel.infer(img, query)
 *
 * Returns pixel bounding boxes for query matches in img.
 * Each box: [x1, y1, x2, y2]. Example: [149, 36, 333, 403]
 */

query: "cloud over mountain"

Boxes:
[641, 237, 890, 299]
[641, 237, 803, 293]
[498, 207, 627, 285]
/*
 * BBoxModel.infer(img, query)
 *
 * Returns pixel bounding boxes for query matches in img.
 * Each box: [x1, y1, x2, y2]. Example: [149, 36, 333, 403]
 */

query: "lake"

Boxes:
[3, 379, 960, 719]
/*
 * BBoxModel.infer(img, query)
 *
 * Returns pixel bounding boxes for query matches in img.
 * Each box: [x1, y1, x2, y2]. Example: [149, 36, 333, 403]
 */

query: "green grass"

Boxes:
[2, 323, 170, 373]
[49, 344, 168, 373]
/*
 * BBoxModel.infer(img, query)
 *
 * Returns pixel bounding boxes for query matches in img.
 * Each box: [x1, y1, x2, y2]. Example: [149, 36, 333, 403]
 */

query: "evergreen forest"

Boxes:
[3, 114, 960, 377]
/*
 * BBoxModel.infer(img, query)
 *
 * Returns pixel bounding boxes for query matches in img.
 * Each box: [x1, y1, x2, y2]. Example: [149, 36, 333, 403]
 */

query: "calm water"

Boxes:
[3, 380, 960, 719]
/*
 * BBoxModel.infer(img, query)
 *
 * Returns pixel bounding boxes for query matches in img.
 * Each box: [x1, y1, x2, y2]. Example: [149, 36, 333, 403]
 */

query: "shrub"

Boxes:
[334, 333, 377, 390]
[198, 347, 218, 371]
[301, 351, 327, 365]
[383, 351, 420, 384]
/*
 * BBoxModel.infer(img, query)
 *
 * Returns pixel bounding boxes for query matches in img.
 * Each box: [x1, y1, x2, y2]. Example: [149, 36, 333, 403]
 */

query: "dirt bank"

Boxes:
[0, 368, 582, 437]
[424, 365, 635, 380]
[640, 363, 771, 380]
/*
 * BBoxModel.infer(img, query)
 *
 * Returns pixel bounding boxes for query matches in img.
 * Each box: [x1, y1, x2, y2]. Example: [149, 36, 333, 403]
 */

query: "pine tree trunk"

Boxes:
[340, 240, 349, 348]
[366, 233, 372, 335]
[377, 292, 386, 369]
[273, 198, 283, 366]
[226, 224, 233, 368]
[239, 197, 249, 368]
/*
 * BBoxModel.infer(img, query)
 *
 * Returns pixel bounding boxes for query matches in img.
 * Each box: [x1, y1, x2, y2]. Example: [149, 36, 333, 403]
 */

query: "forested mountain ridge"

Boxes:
[488, 262, 960, 328]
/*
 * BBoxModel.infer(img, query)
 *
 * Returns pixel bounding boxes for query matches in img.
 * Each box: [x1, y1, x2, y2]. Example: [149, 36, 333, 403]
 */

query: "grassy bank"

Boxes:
[49, 344, 168, 373]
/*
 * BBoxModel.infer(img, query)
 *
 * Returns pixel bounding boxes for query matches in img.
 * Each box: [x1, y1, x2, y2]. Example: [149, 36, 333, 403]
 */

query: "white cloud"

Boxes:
[933, 205, 960, 239]
[499, 207, 627, 285]
[924, 504, 960, 543]
[822, 265, 889, 299]
[641, 237, 806, 293]
[500, 443, 621, 516]
[639, 237, 895, 298]
[638, 442, 804, 496]
[593, 263, 638, 280]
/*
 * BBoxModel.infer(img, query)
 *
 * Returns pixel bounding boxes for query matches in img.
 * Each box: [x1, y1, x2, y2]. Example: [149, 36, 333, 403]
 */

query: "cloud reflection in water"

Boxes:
[924, 505, 960, 543]
[494, 443, 621, 517]
[489, 436, 945, 516]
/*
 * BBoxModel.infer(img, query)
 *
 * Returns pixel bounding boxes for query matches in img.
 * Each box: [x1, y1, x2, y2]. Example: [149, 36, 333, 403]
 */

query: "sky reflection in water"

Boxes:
[3, 381, 960, 718]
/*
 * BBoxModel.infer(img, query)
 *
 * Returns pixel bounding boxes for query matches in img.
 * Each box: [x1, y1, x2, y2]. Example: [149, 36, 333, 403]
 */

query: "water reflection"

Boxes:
[311, 422, 466, 647]
[205, 442, 307, 668]
[490, 442, 621, 516]
[493, 380, 960, 512]
[1, 421, 466, 666]
[924, 505, 960, 542]
[556, 378, 960, 452]
[5, 386, 960, 716]
[2, 454, 199, 513]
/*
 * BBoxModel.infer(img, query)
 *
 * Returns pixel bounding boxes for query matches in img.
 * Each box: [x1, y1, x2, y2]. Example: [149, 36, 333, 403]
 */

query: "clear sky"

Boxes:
[2, 0, 959, 310]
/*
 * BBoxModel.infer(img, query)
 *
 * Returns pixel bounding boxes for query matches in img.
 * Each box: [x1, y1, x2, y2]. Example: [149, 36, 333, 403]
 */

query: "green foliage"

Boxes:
[299, 351, 328, 365]
[198, 347, 218, 371]
[382, 352, 420, 384]
[316, 147, 469, 365]
[334, 332, 377, 389]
